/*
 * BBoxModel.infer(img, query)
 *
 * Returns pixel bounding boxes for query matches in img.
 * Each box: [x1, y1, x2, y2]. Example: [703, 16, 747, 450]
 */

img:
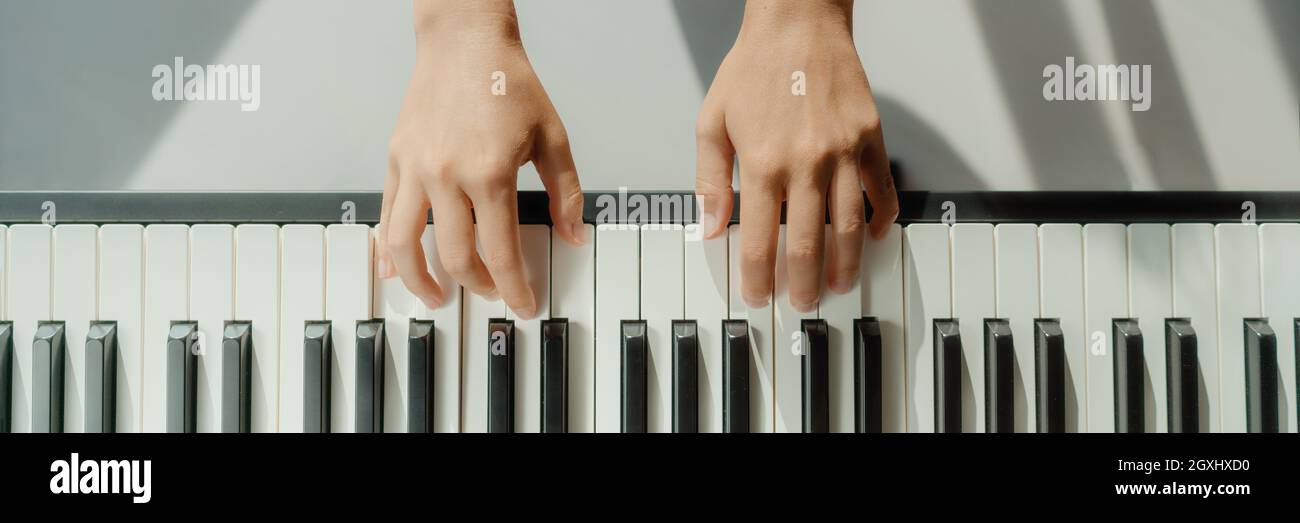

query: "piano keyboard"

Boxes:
[0, 191, 1297, 433]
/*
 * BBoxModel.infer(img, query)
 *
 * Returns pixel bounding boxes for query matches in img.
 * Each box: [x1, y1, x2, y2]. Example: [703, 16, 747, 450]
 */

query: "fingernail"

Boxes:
[743, 293, 770, 309]
[792, 299, 818, 313]
[514, 304, 537, 321]
[483, 288, 500, 301]
[377, 258, 395, 279]
[696, 193, 722, 236]
[829, 275, 853, 294]
[420, 295, 441, 310]
[572, 221, 589, 244]
[700, 213, 718, 238]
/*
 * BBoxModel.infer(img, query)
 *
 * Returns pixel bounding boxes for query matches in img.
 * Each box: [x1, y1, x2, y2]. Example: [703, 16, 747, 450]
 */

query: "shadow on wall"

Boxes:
[0, 0, 257, 190]
[1259, 0, 1299, 96]
[875, 97, 985, 191]
[669, 0, 744, 92]
[969, 0, 1133, 190]
[1098, 0, 1215, 189]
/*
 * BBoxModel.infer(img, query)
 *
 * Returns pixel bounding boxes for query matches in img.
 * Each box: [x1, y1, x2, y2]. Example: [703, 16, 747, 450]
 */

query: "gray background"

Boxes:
[1, 0, 1296, 191]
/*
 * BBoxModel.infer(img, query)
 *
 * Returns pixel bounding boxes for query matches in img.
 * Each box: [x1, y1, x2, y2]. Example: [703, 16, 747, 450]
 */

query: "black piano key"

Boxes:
[303, 321, 332, 433]
[672, 320, 700, 433]
[983, 318, 1014, 433]
[488, 319, 515, 433]
[722, 320, 750, 434]
[621, 320, 648, 434]
[1034, 319, 1066, 433]
[1243, 318, 1279, 433]
[933, 319, 962, 433]
[801, 319, 830, 433]
[85, 321, 118, 434]
[33, 321, 66, 433]
[541, 319, 568, 434]
[407, 319, 435, 433]
[355, 320, 385, 434]
[221, 321, 252, 433]
[1112, 319, 1144, 433]
[166, 321, 199, 433]
[0, 321, 13, 433]
[1164, 318, 1199, 433]
[854, 317, 883, 434]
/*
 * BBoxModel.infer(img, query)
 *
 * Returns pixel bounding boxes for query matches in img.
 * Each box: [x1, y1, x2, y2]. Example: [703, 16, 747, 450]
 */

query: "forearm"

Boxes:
[413, 0, 520, 46]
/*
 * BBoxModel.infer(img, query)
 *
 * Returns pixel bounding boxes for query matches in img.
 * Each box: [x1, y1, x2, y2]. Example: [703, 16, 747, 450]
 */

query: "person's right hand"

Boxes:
[380, 0, 585, 320]
[694, 0, 898, 312]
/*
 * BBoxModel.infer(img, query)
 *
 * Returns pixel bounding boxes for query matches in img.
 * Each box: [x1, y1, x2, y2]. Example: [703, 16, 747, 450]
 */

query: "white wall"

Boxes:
[0, 0, 1295, 191]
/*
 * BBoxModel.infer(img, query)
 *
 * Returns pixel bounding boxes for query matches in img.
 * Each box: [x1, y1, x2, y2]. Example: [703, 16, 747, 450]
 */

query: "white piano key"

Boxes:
[1083, 224, 1128, 433]
[994, 224, 1039, 433]
[7, 225, 52, 432]
[53, 225, 97, 433]
[190, 225, 234, 433]
[325, 224, 373, 433]
[773, 225, 818, 433]
[507, 224, 551, 433]
[420, 226, 462, 433]
[1039, 224, 1086, 432]
[951, 223, 993, 433]
[552, 224, 595, 432]
[863, 224, 904, 432]
[1260, 223, 1300, 433]
[279, 225, 325, 432]
[641, 225, 683, 433]
[1215, 223, 1261, 433]
[142, 225, 188, 432]
[821, 225, 861, 433]
[1171, 223, 1218, 432]
[235, 225, 280, 432]
[1127, 224, 1172, 433]
[903, 224, 950, 433]
[685, 225, 727, 433]
[99, 225, 144, 433]
[595, 224, 639, 433]
[728, 224, 774, 433]
[375, 226, 418, 433]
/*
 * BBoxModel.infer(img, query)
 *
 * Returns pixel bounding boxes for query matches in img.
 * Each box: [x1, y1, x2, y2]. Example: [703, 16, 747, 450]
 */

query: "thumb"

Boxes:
[533, 120, 587, 245]
[695, 103, 735, 239]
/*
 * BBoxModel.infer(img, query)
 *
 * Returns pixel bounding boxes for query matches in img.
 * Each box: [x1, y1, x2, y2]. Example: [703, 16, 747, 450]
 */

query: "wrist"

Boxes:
[414, 0, 521, 48]
[739, 0, 854, 39]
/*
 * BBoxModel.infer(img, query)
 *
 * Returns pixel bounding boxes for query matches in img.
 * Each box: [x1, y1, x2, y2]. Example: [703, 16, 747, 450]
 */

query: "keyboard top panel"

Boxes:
[1, 191, 1298, 225]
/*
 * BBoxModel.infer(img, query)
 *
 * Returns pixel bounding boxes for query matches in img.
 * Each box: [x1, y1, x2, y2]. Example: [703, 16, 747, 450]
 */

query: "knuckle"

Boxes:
[482, 249, 521, 273]
[859, 116, 883, 141]
[559, 185, 584, 213]
[739, 147, 783, 174]
[387, 232, 421, 252]
[740, 244, 772, 268]
[873, 197, 900, 218]
[787, 240, 821, 264]
[440, 251, 480, 277]
[836, 218, 865, 237]
[545, 125, 572, 151]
